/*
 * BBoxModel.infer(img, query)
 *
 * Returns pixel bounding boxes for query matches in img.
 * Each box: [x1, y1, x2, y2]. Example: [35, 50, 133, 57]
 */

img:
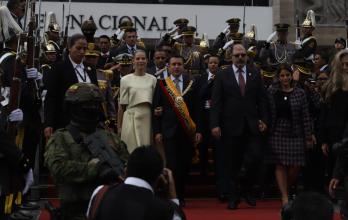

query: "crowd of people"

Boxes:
[1, 0, 348, 219]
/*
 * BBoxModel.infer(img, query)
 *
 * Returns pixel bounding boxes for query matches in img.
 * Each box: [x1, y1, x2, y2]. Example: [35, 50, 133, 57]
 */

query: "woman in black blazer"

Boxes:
[44, 34, 98, 139]
[266, 64, 312, 206]
[321, 50, 348, 198]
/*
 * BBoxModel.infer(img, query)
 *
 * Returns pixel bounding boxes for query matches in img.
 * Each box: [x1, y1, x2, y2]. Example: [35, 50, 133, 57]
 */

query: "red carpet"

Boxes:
[40, 199, 341, 220]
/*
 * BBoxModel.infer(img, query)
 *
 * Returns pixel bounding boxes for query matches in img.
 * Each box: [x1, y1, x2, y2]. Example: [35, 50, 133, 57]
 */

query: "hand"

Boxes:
[223, 40, 234, 50]
[328, 178, 340, 198]
[23, 169, 34, 195]
[116, 29, 125, 40]
[88, 158, 100, 166]
[155, 133, 163, 145]
[322, 143, 329, 156]
[292, 69, 300, 81]
[8, 108, 23, 122]
[195, 133, 202, 144]
[26, 68, 39, 79]
[258, 120, 267, 132]
[154, 107, 163, 116]
[173, 34, 182, 40]
[44, 127, 53, 139]
[167, 27, 178, 35]
[211, 127, 221, 139]
[162, 168, 177, 199]
[222, 25, 230, 35]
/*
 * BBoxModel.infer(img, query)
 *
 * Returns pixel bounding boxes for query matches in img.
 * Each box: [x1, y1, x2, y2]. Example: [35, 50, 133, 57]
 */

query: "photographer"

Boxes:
[88, 146, 185, 220]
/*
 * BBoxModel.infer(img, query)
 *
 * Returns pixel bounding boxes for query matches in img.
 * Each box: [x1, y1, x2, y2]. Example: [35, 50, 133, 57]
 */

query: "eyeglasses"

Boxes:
[233, 53, 246, 58]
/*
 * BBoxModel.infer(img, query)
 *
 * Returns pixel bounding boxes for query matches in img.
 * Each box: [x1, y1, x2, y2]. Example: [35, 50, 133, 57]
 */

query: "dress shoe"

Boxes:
[18, 202, 40, 210]
[245, 194, 257, 207]
[227, 198, 240, 210]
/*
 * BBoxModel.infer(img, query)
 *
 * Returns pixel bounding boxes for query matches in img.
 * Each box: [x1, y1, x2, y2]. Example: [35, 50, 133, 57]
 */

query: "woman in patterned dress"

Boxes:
[267, 64, 313, 206]
[118, 50, 157, 153]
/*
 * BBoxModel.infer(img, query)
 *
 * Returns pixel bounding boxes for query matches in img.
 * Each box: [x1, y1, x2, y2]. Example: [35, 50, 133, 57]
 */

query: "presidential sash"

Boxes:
[158, 77, 196, 138]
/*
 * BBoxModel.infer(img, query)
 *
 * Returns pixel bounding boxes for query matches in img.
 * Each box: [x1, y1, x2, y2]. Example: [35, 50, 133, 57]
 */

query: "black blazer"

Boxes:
[210, 65, 268, 136]
[153, 74, 201, 139]
[96, 183, 183, 220]
[44, 58, 98, 129]
[110, 44, 145, 58]
[197, 71, 215, 132]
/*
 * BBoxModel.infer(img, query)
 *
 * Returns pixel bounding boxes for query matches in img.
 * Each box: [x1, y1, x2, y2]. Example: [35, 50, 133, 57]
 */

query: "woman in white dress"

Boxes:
[118, 50, 157, 153]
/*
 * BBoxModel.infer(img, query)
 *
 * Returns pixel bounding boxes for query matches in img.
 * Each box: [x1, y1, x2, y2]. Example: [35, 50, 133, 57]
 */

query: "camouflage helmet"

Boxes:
[65, 83, 104, 103]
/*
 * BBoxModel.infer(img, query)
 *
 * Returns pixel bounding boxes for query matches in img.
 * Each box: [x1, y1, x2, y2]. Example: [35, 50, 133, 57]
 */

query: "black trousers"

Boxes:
[221, 128, 262, 199]
[164, 130, 193, 200]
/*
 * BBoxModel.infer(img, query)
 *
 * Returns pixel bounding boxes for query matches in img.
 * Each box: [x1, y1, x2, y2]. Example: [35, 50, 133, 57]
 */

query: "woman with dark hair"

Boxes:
[118, 50, 157, 153]
[267, 64, 312, 206]
[44, 34, 99, 138]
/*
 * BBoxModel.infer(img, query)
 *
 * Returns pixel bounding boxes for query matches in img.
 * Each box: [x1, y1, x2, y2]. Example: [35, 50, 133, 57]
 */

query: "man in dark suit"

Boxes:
[44, 34, 98, 139]
[197, 55, 229, 200]
[89, 146, 185, 220]
[153, 55, 202, 205]
[109, 28, 145, 58]
[210, 44, 268, 209]
[147, 49, 169, 78]
[97, 35, 112, 69]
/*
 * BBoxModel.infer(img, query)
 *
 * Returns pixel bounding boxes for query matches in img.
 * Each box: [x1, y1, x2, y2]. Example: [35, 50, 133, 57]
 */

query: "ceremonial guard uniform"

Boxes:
[259, 24, 296, 68]
[172, 26, 205, 76]
[43, 12, 62, 61]
[300, 10, 317, 61]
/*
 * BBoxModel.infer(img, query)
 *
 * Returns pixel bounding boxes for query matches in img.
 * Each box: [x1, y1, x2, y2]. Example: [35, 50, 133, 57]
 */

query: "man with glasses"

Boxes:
[210, 44, 268, 210]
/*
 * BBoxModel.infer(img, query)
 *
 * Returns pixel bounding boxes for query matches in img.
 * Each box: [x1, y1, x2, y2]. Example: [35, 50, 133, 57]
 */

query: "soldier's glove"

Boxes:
[8, 108, 23, 122]
[223, 39, 234, 50]
[222, 25, 230, 35]
[173, 34, 183, 40]
[98, 163, 119, 184]
[23, 168, 34, 195]
[167, 27, 178, 36]
[115, 29, 125, 40]
[26, 68, 40, 79]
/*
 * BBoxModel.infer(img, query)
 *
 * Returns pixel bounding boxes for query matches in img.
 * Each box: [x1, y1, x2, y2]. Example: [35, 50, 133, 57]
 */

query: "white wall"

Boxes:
[2, 2, 273, 40]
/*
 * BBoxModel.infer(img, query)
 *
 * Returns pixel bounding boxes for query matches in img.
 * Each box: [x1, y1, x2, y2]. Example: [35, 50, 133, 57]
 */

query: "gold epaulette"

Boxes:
[220, 65, 229, 70]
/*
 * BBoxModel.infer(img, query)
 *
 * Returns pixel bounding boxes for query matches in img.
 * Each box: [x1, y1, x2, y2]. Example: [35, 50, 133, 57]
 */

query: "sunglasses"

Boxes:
[233, 53, 246, 58]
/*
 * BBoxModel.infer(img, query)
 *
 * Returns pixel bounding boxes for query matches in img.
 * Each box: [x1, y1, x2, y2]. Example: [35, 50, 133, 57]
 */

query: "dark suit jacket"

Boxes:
[210, 65, 268, 136]
[96, 183, 182, 220]
[44, 58, 98, 129]
[153, 74, 201, 139]
[197, 71, 215, 133]
[110, 44, 145, 58]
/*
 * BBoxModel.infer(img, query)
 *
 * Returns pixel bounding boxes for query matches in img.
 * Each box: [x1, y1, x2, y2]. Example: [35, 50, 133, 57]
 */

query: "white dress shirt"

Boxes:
[170, 74, 183, 93]
[156, 67, 169, 79]
[232, 64, 247, 85]
[69, 56, 91, 83]
[126, 44, 137, 54]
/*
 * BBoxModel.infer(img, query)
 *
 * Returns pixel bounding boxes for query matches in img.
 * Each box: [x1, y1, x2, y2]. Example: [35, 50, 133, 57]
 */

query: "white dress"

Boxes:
[119, 73, 157, 153]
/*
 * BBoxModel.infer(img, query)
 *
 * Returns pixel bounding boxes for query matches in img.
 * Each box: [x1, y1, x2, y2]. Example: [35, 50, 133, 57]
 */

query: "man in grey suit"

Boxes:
[210, 44, 268, 210]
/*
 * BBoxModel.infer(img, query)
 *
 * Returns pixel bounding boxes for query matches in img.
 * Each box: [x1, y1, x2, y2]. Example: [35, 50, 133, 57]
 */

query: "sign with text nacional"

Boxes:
[3, 1, 273, 40]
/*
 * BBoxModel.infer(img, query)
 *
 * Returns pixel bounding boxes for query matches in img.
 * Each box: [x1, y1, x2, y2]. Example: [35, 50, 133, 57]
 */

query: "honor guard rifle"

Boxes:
[346, 20, 348, 49]
[62, 0, 72, 49]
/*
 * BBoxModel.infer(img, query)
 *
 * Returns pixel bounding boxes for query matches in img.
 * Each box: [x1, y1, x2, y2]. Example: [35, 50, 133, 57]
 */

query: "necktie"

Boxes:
[238, 68, 245, 96]
[173, 78, 181, 94]
[130, 47, 135, 55]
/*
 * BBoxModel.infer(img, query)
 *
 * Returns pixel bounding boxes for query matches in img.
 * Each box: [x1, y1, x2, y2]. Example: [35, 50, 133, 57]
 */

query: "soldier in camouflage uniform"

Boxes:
[44, 83, 128, 220]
